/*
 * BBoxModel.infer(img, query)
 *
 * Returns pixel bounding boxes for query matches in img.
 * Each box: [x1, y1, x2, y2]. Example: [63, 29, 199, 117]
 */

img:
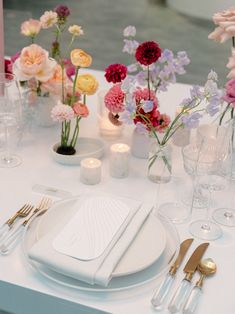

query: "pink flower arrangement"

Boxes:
[12, 4, 98, 155]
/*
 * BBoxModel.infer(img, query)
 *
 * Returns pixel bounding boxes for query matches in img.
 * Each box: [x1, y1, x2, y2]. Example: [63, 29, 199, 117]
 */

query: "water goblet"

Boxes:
[0, 73, 22, 168]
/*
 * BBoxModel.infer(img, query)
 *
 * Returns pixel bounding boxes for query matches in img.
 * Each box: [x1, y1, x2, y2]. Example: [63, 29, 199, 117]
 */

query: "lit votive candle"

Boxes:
[80, 158, 102, 185]
[110, 143, 130, 178]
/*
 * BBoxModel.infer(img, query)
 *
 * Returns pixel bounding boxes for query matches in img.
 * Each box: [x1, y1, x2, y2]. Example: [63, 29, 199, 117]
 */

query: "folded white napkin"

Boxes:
[29, 196, 153, 287]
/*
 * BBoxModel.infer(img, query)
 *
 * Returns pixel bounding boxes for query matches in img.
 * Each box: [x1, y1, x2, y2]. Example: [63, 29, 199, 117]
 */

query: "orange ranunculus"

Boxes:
[13, 44, 57, 82]
[73, 102, 89, 117]
[21, 19, 41, 37]
[70, 49, 92, 67]
[75, 73, 99, 95]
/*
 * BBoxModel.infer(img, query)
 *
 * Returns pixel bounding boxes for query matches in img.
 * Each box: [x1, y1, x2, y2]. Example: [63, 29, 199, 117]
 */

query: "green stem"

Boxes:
[70, 117, 81, 148]
[219, 103, 231, 125]
[61, 63, 65, 103]
[233, 36, 235, 48]
[147, 66, 151, 100]
[71, 66, 80, 105]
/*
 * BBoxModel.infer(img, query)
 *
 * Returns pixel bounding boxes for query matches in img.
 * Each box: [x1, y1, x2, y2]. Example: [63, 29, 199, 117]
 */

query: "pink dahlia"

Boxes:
[134, 87, 158, 108]
[104, 84, 125, 113]
[135, 41, 161, 66]
[105, 63, 127, 83]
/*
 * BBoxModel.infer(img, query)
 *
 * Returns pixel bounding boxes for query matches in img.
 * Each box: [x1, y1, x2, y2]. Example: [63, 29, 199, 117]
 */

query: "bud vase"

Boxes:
[232, 118, 235, 179]
[147, 140, 172, 183]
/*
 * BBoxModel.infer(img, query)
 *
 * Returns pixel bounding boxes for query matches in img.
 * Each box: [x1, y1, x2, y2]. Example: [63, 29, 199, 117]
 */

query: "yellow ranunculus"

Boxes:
[70, 49, 92, 67]
[75, 74, 99, 95]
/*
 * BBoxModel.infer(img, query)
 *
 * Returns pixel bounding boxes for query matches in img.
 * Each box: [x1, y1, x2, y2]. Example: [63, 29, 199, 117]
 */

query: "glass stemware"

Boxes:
[0, 73, 22, 168]
[197, 123, 235, 227]
[182, 130, 231, 240]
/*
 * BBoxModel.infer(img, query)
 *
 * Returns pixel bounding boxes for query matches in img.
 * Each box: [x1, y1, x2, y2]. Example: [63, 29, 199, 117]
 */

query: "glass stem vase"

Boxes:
[147, 140, 172, 183]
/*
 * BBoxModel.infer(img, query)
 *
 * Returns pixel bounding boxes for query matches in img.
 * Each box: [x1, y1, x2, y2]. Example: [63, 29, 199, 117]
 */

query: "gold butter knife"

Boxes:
[168, 242, 209, 314]
[151, 238, 194, 310]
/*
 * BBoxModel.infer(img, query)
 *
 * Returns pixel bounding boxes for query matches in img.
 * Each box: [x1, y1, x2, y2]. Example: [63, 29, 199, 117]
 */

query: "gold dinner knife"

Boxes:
[168, 242, 209, 314]
[151, 238, 194, 310]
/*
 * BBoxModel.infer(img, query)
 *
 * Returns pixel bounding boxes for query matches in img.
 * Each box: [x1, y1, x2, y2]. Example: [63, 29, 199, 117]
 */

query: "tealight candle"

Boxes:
[80, 158, 102, 185]
[110, 143, 130, 178]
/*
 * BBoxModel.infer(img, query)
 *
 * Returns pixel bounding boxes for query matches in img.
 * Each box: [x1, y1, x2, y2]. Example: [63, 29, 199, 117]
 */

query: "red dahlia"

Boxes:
[105, 63, 127, 83]
[135, 41, 162, 66]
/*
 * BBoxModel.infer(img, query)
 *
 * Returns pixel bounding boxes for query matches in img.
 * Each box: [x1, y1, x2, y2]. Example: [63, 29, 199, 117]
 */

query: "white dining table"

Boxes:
[0, 70, 234, 314]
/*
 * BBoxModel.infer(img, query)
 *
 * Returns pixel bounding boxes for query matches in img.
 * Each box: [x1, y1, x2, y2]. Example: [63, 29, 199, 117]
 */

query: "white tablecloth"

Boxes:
[0, 70, 234, 314]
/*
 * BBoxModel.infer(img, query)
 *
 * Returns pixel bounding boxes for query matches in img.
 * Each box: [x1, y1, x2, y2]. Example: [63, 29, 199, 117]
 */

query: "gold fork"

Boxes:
[0, 197, 52, 255]
[6, 204, 34, 226]
[22, 197, 52, 226]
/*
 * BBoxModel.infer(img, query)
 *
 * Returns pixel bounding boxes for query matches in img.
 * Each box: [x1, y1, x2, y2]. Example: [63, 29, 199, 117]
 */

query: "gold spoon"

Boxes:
[183, 258, 217, 314]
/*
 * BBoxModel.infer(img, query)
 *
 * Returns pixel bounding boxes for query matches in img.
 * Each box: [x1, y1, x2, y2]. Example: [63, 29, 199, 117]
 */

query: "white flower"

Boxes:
[68, 25, 84, 36]
[123, 26, 136, 37]
[51, 102, 74, 122]
[207, 70, 218, 81]
[40, 11, 58, 29]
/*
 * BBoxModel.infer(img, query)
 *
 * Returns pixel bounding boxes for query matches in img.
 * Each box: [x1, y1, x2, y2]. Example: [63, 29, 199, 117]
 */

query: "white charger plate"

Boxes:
[35, 196, 166, 277]
[22, 197, 180, 292]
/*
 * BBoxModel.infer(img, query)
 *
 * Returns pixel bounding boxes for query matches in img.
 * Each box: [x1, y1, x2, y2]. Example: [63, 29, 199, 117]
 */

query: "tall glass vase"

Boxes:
[147, 140, 172, 183]
[232, 118, 235, 180]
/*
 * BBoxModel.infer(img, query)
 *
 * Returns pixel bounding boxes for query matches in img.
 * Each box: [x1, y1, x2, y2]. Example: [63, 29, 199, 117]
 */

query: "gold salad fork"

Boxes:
[0, 204, 34, 240]
[0, 197, 52, 255]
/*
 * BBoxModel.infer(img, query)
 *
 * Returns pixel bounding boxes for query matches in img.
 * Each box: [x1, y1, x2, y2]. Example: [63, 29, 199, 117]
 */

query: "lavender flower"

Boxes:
[158, 49, 174, 64]
[136, 71, 147, 86]
[142, 100, 154, 113]
[190, 85, 204, 100]
[127, 63, 138, 73]
[206, 96, 221, 116]
[121, 76, 136, 93]
[181, 112, 203, 129]
[177, 51, 190, 66]
[207, 70, 218, 81]
[123, 26, 136, 37]
[123, 39, 139, 54]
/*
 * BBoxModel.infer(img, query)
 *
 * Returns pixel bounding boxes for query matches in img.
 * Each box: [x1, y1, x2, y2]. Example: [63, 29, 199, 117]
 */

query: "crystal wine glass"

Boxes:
[0, 73, 22, 168]
[197, 123, 235, 227]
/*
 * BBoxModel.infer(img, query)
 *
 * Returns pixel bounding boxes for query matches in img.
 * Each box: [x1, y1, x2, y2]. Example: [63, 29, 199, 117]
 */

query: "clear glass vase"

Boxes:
[148, 140, 172, 183]
[232, 118, 235, 180]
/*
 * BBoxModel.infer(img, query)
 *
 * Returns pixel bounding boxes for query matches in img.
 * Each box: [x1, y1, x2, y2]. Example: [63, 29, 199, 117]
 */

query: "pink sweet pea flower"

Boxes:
[223, 78, 235, 107]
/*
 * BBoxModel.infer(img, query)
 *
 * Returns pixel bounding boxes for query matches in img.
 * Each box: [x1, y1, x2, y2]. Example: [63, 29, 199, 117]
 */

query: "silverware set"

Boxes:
[151, 239, 216, 313]
[0, 197, 52, 255]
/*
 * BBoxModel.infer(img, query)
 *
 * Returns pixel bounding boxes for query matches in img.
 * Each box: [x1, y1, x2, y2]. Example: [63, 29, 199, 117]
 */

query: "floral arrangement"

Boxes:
[10, 5, 99, 155]
[208, 6, 235, 124]
[104, 26, 220, 152]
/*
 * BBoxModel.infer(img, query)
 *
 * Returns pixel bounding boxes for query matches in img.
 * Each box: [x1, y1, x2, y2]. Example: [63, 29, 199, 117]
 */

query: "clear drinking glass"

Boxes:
[0, 73, 22, 168]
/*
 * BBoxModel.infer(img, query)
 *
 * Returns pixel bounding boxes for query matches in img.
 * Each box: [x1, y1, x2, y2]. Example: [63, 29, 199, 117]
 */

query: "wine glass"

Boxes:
[197, 124, 235, 227]
[0, 73, 22, 168]
[183, 125, 232, 240]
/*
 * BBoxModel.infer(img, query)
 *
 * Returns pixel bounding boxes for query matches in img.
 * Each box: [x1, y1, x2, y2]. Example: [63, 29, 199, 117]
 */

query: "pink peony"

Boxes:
[13, 44, 57, 82]
[51, 102, 74, 122]
[208, 7, 235, 43]
[104, 84, 125, 113]
[21, 19, 41, 37]
[134, 87, 158, 108]
[73, 102, 89, 117]
[223, 78, 235, 107]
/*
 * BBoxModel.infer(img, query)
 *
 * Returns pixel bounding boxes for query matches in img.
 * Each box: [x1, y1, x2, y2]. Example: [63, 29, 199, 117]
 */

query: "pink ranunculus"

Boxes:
[208, 7, 235, 43]
[51, 102, 74, 122]
[21, 19, 41, 37]
[104, 84, 125, 113]
[73, 102, 89, 117]
[155, 113, 171, 133]
[13, 44, 57, 82]
[227, 48, 235, 78]
[223, 78, 235, 107]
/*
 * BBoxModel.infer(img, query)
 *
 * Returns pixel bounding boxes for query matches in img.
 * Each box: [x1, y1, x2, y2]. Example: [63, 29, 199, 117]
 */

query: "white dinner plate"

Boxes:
[35, 196, 166, 277]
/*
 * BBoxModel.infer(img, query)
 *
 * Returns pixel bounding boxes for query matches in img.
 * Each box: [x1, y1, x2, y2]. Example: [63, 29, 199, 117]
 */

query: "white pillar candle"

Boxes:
[110, 143, 130, 178]
[80, 158, 102, 185]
